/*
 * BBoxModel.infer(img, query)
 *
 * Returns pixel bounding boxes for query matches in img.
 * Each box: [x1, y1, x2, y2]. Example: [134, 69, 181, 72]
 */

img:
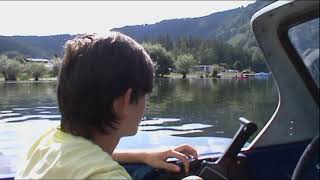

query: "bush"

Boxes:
[211, 64, 223, 78]
[0, 55, 23, 81]
[19, 73, 31, 81]
[50, 57, 62, 77]
[142, 43, 173, 77]
[175, 54, 196, 78]
[25, 62, 48, 81]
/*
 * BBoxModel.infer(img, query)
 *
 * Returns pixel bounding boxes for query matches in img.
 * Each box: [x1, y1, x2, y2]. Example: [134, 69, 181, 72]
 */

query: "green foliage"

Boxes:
[25, 62, 48, 81]
[0, 55, 24, 81]
[228, 33, 248, 47]
[142, 36, 266, 75]
[0, 0, 298, 76]
[0, 55, 7, 79]
[175, 54, 196, 78]
[5, 60, 22, 80]
[233, 61, 243, 71]
[0, 35, 74, 59]
[143, 43, 173, 77]
[212, 64, 223, 78]
[242, 67, 255, 73]
[112, 1, 278, 74]
[14, 55, 28, 64]
[19, 73, 31, 81]
[50, 57, 62, 77]
[155, 33, 173, 50]
[248, 47, 268, 72]
[114, 1, 273, 46]
[0, 1, 302, 75]
[0, 54, 60, 81]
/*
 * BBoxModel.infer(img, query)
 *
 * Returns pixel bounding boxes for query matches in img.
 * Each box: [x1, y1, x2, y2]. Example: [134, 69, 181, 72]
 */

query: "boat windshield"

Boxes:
[288, 17, 320, 88]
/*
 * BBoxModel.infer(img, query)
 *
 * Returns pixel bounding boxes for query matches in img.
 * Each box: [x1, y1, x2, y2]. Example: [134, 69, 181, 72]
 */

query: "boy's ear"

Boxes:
[113, 88, 132, 119]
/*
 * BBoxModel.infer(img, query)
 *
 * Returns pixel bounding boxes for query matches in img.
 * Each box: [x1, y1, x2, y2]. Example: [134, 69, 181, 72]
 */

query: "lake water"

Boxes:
[0, 77, 278, 177]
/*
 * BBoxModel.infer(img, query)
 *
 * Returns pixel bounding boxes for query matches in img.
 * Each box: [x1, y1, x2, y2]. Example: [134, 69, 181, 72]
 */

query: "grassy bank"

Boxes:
[164, 72, 238, 79]
[1, 73, 239, 82]
[0, 76, 57, 82]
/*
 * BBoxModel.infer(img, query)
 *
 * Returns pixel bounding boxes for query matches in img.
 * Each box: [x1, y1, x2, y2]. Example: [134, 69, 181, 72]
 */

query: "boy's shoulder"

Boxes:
[16, 127, 131, 179]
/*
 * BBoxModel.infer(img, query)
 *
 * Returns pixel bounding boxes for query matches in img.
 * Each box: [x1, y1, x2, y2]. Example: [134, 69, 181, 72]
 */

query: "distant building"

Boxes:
[227, 69, 238, 73]
[26, 58, 51, 63]
[26, 58, 53, 69]
[193, 65, 213, 73]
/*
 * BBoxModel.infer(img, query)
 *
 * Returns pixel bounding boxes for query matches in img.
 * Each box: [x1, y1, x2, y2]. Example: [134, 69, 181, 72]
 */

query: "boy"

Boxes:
[16, 32, 199, 179]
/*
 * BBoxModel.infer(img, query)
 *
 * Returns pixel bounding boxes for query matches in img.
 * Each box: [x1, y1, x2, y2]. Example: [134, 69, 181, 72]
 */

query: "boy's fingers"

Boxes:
[175, 144, 198, 159]
[164, 150, 190, 173]
[161, 162, 180, 173]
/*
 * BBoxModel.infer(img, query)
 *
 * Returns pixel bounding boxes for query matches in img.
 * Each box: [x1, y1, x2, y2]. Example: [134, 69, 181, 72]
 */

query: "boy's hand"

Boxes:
[144, 144, 198, 174]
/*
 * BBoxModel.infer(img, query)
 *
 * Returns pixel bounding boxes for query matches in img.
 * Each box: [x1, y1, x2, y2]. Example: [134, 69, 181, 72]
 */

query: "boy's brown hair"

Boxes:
[57, 32, 154, 139]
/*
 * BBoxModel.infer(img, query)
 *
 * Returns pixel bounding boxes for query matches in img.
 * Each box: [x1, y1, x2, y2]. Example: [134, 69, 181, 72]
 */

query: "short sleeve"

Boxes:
[88, 169, 132, 180]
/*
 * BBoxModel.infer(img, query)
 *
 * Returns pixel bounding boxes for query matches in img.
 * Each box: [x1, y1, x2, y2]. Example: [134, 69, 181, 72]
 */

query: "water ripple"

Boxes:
[0, 111, 13, 113]
[12, 108, 30, 111]
[140, 118, 180, 125]
[139, 123, 213, 131]
[0, 113, 21, 118]
[1, 115, 61, 123]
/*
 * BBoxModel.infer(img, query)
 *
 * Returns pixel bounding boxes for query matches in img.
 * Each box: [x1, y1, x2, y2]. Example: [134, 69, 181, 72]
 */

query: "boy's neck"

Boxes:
[92, 131, 121, 155]
[61, 123, 120, 155]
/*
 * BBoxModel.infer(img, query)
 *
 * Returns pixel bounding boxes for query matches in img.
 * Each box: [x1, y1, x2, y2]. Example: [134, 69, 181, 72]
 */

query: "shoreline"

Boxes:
[0, 77, 57, 83]
[0, 72, 268, 83]
[0, 76, 231, 83]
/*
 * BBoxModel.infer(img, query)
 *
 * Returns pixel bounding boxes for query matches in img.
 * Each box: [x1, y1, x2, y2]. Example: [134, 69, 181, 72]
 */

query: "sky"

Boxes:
[0, 1, 254, 36]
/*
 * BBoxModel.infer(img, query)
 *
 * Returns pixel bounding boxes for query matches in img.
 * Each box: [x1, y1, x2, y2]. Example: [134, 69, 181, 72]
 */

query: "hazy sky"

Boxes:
[0, 1, 254, 36]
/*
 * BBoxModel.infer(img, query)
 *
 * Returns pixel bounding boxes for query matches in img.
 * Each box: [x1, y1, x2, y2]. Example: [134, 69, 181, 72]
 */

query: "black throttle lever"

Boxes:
[197, 117, 258, 180]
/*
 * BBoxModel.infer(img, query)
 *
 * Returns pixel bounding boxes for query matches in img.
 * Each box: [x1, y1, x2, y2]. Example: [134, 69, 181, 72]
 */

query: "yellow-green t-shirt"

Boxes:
[15, 127, 132, 179]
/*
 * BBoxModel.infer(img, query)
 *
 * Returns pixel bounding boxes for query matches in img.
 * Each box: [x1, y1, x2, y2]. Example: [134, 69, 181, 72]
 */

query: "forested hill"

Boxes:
[0, 34, 74, 59]
[112, 1, 273, 47]
[0, 1, 273, 59]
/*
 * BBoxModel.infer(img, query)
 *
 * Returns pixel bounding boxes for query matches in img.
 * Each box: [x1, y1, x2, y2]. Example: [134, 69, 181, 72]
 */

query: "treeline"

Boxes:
[142, 35, 268, 78]
[0, 35, 73, 59]
[0, 55, 61, 81]
[1, 35, 268, 81]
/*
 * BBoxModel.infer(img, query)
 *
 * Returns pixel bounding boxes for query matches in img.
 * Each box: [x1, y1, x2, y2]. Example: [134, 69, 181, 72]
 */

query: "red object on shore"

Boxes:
[235, 74, 249, 80]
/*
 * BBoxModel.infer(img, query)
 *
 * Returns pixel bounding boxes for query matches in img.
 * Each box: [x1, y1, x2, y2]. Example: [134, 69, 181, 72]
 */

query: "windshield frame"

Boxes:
[277, 9, 320, 106]
[248, 0, 319, 149]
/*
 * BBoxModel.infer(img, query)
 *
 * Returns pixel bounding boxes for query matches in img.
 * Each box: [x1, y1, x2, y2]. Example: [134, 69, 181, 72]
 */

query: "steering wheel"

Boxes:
[292, 135, 319, 180]
[155, 117, 257, 180]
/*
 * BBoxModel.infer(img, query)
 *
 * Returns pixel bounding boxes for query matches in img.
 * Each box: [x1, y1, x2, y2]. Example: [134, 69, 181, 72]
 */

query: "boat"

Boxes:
[254, 72, 271, 77]
[0, 1, 319, 180]
[254, 72, 272, 79]
[234, 73, 249, 80]
[125, 1, 318, 179]
[119, 1, 319, 180]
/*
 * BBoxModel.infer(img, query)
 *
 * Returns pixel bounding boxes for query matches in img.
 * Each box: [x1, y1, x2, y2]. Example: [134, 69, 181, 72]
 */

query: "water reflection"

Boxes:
[0, 78, 278, 138]
[0, 78, 278, 177]
[146, 78, 278, 138]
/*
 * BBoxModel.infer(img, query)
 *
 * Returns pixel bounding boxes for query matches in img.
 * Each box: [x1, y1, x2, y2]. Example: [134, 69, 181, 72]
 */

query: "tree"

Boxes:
[233, 61, 243, 71]
[175, 54, 196, 78]
[15, 56, 27, 64]
[50, 57, 62, 77]
[26, 62, 47, 81]
[249, 47, 268, 72]
[156, 33, 173, 50]
[143, 43, 173, 77]
[0, 55, 23, 81]
[211, 64, 224, 78]
[0, 55, 8, 79]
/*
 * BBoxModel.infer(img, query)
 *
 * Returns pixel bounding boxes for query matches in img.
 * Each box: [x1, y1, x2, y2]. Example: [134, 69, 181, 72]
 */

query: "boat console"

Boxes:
[156, 117, 258, 180]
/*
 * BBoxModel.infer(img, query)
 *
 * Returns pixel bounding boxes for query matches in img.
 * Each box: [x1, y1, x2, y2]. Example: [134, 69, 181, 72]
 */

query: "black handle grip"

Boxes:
[217, 117, 257, 166]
